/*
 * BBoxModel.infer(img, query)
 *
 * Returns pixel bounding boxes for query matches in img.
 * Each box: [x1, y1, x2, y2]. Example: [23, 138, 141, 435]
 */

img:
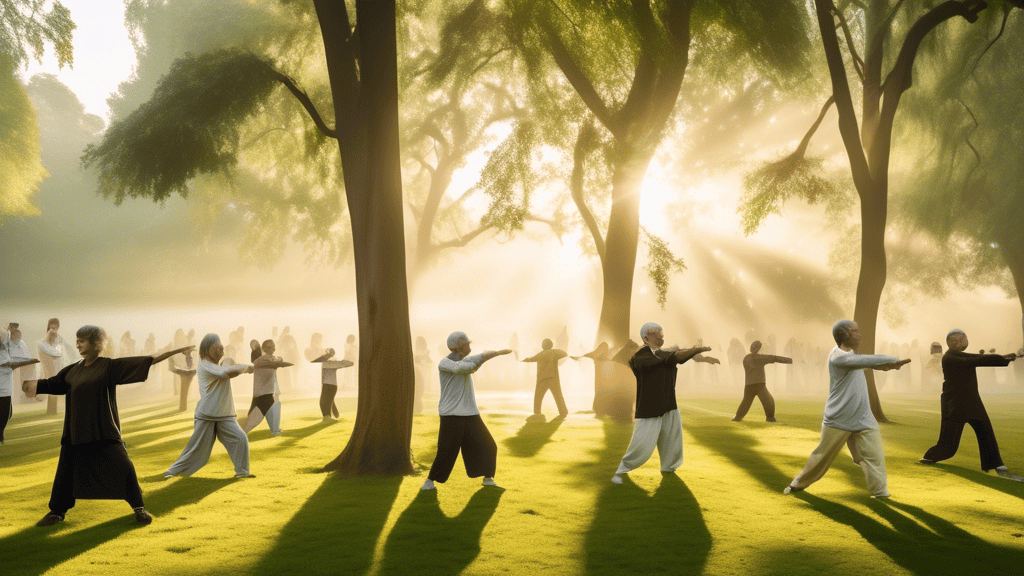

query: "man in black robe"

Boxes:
[919, 329, 1023, 481]
[23, 325, 193, 526]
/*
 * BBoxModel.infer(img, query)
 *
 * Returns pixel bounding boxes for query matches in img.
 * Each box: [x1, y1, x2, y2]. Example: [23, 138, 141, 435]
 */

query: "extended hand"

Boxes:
[878, 358, 911, 371]
[496, 349, 513, 355]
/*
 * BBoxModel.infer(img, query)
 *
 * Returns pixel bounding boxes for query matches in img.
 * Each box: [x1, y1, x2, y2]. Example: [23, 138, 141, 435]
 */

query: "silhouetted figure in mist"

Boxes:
[421, 331, 511, 491]
[727, 338, 745, 389]
[250, 339, 262, 362]
[784, 321, 909, 498]
[308, 344, 351, 420]
[278, 326, 299, 393]
[38, 318, 68, 414]
[165, 334, 254, 479]
[732, 340, 791, 422]
[923, 342, 943, 393]
[119, 331, 136, 357]
[343, 334, 357, 391]
[22, 325, 192, 526]
[522, 339, 569, 418]
[610, 322, 710, 485]
[242, 340, 292, 435]
[919, 330, 1024, 481]
[169, 329, 196, 412]
[413, 336, 433, 413]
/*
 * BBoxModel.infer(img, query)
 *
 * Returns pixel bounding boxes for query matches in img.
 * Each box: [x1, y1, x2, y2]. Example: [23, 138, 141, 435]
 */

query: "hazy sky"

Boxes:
[24, 0, 135, 120]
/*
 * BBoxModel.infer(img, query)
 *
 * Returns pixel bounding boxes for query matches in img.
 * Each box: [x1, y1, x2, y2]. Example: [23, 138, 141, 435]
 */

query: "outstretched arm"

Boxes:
[769, 355, 793, 365]
[152, 346, 195, 365]
[831, 353, 900, 370]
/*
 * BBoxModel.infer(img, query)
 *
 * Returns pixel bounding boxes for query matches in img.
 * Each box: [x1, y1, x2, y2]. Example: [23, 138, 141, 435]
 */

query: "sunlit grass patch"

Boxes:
[0, 393, 1022, 575]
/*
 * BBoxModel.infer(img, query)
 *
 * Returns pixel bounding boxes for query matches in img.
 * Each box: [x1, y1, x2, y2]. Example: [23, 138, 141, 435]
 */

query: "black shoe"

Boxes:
[917, 458, 936, 465]
[133, 508, 153, 525]
[36, 512, 65, 527]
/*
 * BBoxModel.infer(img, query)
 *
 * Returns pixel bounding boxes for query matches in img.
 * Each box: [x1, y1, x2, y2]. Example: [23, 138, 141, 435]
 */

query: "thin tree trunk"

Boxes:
[317, 0, 415, 476]
[852, 192, 889, 423]
[1000, 241, 1024, 347]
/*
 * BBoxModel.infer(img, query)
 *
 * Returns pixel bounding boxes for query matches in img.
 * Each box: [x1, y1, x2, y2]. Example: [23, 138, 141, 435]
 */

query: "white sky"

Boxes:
[24, 0, 136, 121]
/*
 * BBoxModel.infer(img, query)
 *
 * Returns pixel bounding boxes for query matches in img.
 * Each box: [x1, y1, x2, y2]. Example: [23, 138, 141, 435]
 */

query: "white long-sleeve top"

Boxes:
[195, 359, 249, 420]
[0, 346, 13, 397]
[38, 338, 66, 378]
[824, 347, 898, 431]
[437, 352, 485, 416]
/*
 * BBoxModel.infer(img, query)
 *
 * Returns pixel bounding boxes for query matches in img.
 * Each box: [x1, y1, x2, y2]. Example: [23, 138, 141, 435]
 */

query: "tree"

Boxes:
[740, 0, 1005, 422]
[83, 0, 416, 476]
[0, 0, 74, 218]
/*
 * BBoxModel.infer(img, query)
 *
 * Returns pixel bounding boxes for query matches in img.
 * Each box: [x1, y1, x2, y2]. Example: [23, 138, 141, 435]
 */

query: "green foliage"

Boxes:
[0, 0, 75, 70]
[82, 49, 283, 204]
[477, 121, 537, 234]
[642, 228, 686, 309]
[0, 52, 45, 217]
[739, 154, 851, 236]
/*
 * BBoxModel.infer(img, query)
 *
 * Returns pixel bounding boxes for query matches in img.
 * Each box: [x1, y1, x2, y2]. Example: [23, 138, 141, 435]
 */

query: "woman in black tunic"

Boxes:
[22, 325, 193, 527]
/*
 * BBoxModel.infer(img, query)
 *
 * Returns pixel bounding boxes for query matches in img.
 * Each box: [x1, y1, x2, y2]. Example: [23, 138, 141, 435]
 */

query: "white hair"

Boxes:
[447, 331, 468, 350]
[640, 322, 662, 341]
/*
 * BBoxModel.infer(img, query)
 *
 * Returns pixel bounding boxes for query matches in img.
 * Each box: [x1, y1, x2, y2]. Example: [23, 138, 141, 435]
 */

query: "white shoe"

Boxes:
[610, 474, 624, 485]
[870, 493, 891, 499]
[482, 477, 498, 487]
[163, 473, 174, 480]
[420, 479, 435, 491]
[995, 468, 1024, 482]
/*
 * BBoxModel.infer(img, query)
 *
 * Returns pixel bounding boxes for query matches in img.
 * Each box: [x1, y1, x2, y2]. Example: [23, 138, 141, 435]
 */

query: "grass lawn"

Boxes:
[1, 390, 1022, 575]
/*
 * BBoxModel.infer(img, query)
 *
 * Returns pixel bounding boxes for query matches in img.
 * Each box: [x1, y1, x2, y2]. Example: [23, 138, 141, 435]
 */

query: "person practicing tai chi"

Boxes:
[611, 322, 710, 485]
[784, 320, 909, 498]
[732, 340, 791, 422]
[38, 318, 69, 414]
[170, 349, 196, 413]
[918, 330, 1024, 481]
[2, 325, 40, 445]
[309, 347, 352, 421]
[165, 334, 255, 479]
[22, 325, 192, 526]
[242, 340, 292, 435]
[522, 338, 569, 419]
[421, 331, 511, 491]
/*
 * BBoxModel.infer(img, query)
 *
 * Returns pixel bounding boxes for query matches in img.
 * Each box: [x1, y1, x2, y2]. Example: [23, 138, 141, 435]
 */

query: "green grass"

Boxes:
[1, 392, 1023, 575]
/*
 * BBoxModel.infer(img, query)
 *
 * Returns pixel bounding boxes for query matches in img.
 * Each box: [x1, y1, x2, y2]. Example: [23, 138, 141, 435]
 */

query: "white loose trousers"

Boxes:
[789, 425, 888, 497]
[166, 418, 250, 477]
[616, 409, 684, 474]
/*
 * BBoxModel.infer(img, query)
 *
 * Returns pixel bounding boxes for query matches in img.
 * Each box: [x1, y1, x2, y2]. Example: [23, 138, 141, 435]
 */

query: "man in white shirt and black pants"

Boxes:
[421, 331, 511, 491]
[784, 320, 909, 498]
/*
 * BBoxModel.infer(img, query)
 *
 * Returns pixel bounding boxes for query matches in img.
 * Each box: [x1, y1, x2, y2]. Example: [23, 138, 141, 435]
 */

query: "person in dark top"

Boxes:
[522, 339, 570, 419]
[918, 330, 1023, 480]
[732, 340, 792, 422]
[22, 325, 193, 526]
[611, 322, 709, 485]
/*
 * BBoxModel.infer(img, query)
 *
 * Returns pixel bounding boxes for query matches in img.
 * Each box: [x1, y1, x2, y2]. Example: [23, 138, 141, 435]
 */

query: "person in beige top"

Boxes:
[522, 339, 569, 418]
[732, 340, 791, 422]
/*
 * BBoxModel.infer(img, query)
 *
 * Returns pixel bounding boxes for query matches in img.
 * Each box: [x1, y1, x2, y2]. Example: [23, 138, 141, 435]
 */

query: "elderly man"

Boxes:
[1, 325, 38, 444]
[784, 320, 909, 498]
[610, 322, 710, 485]
[421, 331, 511, 491]
[165, 334, 255, 479]
[918, 330, 1023, 481]
[243, 340, 292, 435]
[732, 340, 792, 422]
[522, 338, 570, 419]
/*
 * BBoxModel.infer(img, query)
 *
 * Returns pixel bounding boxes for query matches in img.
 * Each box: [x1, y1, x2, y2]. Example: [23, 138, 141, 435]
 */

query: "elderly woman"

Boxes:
[309, 346, 352, 421]
[242, 340, 292, 435]
[22, 325, 193, 527]
[165, 334, 255, 479]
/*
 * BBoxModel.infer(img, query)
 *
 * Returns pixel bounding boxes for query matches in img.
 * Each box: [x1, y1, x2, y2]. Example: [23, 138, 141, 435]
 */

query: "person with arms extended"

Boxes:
[421, 331, 511, 491]
[309, 346, 352, 421]
[2, 325, 39, 444]
[522, 338, 570, 419]
[732, 340, 791, 422]
[784, 320, 909, 498]
[611, 322, 710, 485]
[165, 334, 255, 479]
[242, 340, 292, 435]
[918, 330, 1024, 481]
[22, 325, 192, 526]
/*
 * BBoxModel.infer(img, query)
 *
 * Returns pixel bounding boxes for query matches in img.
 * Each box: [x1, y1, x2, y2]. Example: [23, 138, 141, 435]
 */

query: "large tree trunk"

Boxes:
[999, 239, 1024, 347]
[318, 0, 415, 476]
[852, 191, 890, 423]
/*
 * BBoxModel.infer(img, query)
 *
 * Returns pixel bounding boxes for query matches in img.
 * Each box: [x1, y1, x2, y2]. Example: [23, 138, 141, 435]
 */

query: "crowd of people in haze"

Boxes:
[2, 315, 1023, 529]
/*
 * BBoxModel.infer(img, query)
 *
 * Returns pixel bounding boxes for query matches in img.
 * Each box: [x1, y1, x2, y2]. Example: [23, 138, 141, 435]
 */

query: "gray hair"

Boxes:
[640, 322, 662, 341]
[199, 334, 221, 360]
[946, 329, 965, 346]
[832, 320, 856, 346]
[447, 331, 468, 350]
[76, 325, 107, 351]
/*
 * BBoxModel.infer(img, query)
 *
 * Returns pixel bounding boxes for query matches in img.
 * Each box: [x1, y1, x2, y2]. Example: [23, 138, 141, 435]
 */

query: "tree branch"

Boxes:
[570, 121, 606, 263]
[967, 4, 1010, 77]
[833, 4, 865, 80]
[539, 18, 618, 135]
[434, 223, 493, 250]
[268, 71, 337, 139]
[795, 96, 837, 158]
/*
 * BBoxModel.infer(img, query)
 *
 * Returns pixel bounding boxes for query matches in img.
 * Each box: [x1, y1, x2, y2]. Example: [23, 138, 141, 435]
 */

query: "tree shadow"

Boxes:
[930, 463, 1024, 501]
[502, 415, 565, 458]
[378, 487, 504, 575]
[251, 420, 336, 459]
[248, 475, 402, 575]
[1, 421, 197, 468]
[0, 477, 233, 576]
[581, 420, 712, 575]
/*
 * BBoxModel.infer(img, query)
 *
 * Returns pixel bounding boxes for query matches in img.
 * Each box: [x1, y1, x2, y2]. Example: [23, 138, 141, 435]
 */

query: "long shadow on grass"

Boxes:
[930, 463, 1024, 501]
[0, 421, 196, 468]
[248, 475, 402, 575]
[378, 487, 504, 574]
[688, 422, 1024, 575]
[0, 477, 233, 576]
[582, 419, 712, 575]
[502, 415, 565, 458]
